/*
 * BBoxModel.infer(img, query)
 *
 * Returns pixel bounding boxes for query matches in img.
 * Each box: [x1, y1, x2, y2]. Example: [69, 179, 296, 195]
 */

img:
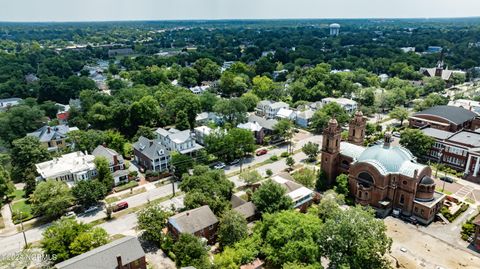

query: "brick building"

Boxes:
[409, 105, 479, 132]
[167, 205, 218, 244]
[474, 215, 480, 251]
[321, 113, 445, 225]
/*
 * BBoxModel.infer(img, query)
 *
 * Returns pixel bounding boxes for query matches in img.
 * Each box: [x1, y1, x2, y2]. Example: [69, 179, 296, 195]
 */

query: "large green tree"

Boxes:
[42, 218, 108, 263]
[400, 128, 434, 158]
[137, 203, 171, 244]
[302, 142, 320, 162]
[217, 210, 248, 248]
[71, 180, 107, 209]
[0, 166, 14, 206]
[94, 157, 114, 190]
[252, 179, 293, 214]
[10, 136, 49, 186]
[173, 233, 210, 269]
[388, 107, 409, 126]
[30, 180, 74, 220]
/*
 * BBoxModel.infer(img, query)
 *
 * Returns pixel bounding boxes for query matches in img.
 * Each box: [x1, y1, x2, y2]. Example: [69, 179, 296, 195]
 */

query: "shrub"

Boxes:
[270, 155, 278, 161]
[280, 152, 289, 158]
[266, 169, 273, 177]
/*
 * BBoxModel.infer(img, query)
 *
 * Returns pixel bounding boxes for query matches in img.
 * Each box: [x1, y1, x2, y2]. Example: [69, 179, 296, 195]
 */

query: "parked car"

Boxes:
[439, 176, 454, 183]
[213, 162, 226, 169]
[256, 149, 268, 156]
[392, 131, 401, 138]
[64, 211, 76, 218]
[112, 201, 129, 212]
[229, 159, 240, 165]
[84, 206, 100, 214]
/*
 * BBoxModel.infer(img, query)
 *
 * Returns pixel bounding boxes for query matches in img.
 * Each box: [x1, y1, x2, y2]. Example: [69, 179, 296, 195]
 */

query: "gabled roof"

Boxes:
[27, 125, 78, 143]
[413, 105, 476, 125]
[156, 128, 193, 144]
[92, 145, 124, 164]
[233, 202, 257, 219]
[133, 136, 169, 160]
[55, 236, 145, 269]
[168, 205, 218, 234]
[248, 114, 278, 130]
[296, 109, 314, 119]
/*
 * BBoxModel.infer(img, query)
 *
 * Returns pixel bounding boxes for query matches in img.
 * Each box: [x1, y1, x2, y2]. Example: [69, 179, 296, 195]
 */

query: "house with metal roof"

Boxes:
[55, 236, 146, 269]
[0, 97, 22, 111]
[322, 114, 445, 225]
[167, 205, 218, 244]
[409, 105, 479, 132]
[132, 136, 170, 172]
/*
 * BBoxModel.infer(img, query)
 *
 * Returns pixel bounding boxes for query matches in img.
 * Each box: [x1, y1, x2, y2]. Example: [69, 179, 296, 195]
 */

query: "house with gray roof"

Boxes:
[27, 125, 78, 152]
[255, 100, 289, 119]
[92, 145, 128, 186]
[237, 114, 279, 144]
[156, 127, 203, 155]
[296, 109, 315, 128]
[55, 236, 146, 269]
[0, 98, 22, 111]
[133, 136, 170, 172]
[167, 205, 218, 244]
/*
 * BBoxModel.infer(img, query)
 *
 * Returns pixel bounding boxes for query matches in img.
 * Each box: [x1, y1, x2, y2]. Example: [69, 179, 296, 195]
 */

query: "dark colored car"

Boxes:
[256, 149, 268, 156]
[439, 176, 454, 183]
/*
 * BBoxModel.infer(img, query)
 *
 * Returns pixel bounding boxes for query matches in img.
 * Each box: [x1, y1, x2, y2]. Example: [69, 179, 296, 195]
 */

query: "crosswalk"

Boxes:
[454, 185, 475, 199]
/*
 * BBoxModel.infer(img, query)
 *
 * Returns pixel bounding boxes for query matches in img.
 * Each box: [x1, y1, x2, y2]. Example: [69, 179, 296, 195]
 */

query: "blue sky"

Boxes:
[1, 0, 479, 22]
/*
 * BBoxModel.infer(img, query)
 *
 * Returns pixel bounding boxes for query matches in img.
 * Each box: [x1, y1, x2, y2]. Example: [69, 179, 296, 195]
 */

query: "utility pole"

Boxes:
[10, 203, 27, 248]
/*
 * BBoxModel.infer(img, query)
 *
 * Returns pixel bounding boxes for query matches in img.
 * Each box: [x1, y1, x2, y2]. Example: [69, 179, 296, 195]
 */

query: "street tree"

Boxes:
[217, 210, 248, 248]
[252, 179, 293, 214]
[10, 136, 49, 187]
[71, 180, 107, 209]
[69, 227, 109, 256]
[302, 142, 320, 162]
[388, 107, 409, 126]
[30, 180, 74, 220]
[285, 156, 295, 171]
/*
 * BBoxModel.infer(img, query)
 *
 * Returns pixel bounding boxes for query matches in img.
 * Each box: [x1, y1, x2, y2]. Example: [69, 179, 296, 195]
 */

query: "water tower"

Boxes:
[330, 23, 340, 36]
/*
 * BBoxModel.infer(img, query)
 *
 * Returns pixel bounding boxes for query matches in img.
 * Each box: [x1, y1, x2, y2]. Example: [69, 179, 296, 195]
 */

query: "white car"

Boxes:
[84, 206, 100, 214]
[213, 162, 226, 169]
[64, 211, 76, 218]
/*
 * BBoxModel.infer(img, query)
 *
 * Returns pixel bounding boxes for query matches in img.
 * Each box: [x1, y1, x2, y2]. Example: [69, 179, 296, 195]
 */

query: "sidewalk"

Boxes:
[0, 204, 17, 236]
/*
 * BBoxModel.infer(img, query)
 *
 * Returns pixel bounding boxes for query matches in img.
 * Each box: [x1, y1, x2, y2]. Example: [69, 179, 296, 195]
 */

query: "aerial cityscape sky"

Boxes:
[1, 0, 480, 22]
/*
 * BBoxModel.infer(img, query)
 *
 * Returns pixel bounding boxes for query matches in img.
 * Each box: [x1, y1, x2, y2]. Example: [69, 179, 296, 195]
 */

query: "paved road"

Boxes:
[0, 183, 181, 256]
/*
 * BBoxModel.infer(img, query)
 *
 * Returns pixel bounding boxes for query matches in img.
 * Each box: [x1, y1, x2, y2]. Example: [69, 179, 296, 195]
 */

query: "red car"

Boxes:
[113, 201, 129, 212]
[256, 149, 268, 156]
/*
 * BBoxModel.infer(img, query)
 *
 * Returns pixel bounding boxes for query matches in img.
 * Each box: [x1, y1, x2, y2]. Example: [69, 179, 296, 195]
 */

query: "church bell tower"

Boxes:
[348, 110, 367, 146]
[321, 118, 341, 185]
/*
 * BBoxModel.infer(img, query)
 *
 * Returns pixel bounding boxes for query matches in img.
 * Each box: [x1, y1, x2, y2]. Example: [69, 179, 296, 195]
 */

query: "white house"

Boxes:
[276, 108, 296, 120]
[193, 126, 212, 146]
[0, 98, 22, 111]
[156, 128, 203, 155]
[189, 85, 209, 95]
[256, 100, 290, 119]
[321, 97, 358, 113]
[35, 152, 96, 186]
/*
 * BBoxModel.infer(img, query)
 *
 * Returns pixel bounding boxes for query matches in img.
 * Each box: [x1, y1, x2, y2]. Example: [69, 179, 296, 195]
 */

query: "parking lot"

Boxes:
[385, 217, 480, 269]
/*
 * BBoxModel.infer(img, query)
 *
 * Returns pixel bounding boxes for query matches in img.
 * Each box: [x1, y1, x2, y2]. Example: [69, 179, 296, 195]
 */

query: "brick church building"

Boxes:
[321, 111, 445, 225]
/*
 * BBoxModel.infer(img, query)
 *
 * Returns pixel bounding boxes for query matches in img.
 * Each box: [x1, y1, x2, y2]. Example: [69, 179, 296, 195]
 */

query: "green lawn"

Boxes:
[11, 200, 33, 224]
[12, 189, 25, 201]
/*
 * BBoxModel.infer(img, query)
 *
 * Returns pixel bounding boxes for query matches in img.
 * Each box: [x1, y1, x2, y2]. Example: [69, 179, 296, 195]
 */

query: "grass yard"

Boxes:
[105, 187, 146, 204]
[11, 200, 33, 224]
[0, 215, 4, 229]
[12, 189, 26, 201]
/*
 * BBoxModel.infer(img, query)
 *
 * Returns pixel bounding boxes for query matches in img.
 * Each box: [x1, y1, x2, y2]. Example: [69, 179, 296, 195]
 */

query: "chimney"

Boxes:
[47, 127, 51, 133]
[113, 155, 118, 165]
[186, 212, 190, 216]
[116, 256, 123, 268]
[149, 140, 154, 147]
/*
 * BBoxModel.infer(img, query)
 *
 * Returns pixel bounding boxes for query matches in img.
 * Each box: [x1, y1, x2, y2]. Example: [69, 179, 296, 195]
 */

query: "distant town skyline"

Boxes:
[1, 0, 480, 22]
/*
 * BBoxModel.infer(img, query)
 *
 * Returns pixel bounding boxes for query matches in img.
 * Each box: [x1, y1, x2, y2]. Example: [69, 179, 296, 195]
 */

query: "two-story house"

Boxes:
[156, 128, 203, 155]
[255, 100, 290, 119]
[27, 125, 79, 152]
[133, 136, 170, 172]
[35, 151, 97, 187]
[167, 205, 219, 244]
[92, 145, 129, 186]
[321, 97, 358, 113]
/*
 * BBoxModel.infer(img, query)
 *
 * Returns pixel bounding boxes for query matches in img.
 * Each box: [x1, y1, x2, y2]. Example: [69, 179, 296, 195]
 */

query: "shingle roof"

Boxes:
[248, 114, 278, 130]
[27, 125, 77, 143]
[233, 202, 257, 219]
[168, 205, 218, 234]
[133, 136, 169, 160]
[413, 105, 476, 125]
[55, 236, 145, 269]
[92, 145, 124, 164]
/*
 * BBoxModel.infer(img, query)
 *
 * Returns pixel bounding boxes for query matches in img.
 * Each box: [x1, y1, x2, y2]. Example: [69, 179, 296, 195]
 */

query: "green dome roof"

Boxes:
[356, 144, 424, 177]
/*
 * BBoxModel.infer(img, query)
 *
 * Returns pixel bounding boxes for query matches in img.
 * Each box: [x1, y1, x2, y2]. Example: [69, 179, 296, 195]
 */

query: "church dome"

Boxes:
[419, 176, 435, 185]
[356, 143, 424, 177]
